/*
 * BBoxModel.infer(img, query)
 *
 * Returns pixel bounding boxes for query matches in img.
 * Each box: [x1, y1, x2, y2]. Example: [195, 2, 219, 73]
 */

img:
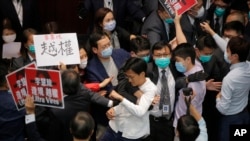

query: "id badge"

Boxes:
[162, 104, 170, 115]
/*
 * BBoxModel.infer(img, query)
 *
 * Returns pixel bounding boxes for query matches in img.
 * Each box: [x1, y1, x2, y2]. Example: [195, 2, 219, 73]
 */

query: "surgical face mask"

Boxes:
[195, 6, 205, 18]
[141, 55, 150, 63]
[103, 20, 116, 31]
[28, 44, 35, 53]
[199, 55, 212, 63]
[175, 62, 187, 73]
[79, 59, 88, 69]
[164, 18, 174, 24]
[224, 51, 231, 64]
[248, 11, 250, 20]
[214, 7, 226, 17]
[101, 46, 113, 58]
[154, 57, 170, 69]
[2, 34, 16, 43]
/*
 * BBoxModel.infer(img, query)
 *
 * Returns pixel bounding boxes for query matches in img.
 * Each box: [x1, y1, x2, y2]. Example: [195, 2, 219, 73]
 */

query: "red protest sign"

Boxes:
[25, 68, 64, 109]
[159, 0, 197, 18]
[6, 62, 36, 110]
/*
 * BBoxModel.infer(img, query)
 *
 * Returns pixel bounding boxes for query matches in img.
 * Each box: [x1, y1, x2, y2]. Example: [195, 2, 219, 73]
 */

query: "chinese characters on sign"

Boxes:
[34, 33, 80, 67]
[159, 0, 197, 18]
[6, 63, 36, 110]
[6, 63, 64, 110]
[25, 68, 64, 109]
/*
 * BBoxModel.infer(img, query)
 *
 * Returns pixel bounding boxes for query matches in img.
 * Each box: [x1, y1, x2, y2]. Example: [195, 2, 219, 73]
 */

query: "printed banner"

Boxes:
[159, 0, 197, 18]
[33, 33, 80, 67]
[25, 68, 64, 109]
[6, 63, 36, 110]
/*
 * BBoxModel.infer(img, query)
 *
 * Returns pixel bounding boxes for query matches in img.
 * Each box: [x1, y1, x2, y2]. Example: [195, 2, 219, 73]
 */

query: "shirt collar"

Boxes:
[230, 61, 247, 70]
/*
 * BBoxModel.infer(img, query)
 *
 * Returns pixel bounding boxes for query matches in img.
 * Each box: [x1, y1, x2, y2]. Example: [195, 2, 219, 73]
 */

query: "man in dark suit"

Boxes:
[0, 0, 41, 41]
[144, 41, 182, 141]
[85, 31, 130, 138]
[179, 0, 206, 46]
[32, 69, 113, 141]
[141, 2, 176, 49]
[205, 0, 231, 36]
[79, 0, 145, 33]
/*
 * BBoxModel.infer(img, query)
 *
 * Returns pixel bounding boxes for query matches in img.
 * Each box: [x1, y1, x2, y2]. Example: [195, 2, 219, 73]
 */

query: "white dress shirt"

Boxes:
[109, 78, 157, 139]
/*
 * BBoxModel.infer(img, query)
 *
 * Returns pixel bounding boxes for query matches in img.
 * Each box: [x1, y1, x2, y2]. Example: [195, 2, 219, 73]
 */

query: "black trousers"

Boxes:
[143, 115, 175, 141]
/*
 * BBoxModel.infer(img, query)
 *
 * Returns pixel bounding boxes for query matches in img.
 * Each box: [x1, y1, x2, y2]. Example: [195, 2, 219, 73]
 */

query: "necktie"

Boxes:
[159, 70, 171, 118]
[214, 17, 220, 35]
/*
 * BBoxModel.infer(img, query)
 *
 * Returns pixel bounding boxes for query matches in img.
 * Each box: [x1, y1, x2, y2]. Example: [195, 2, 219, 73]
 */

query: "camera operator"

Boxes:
[174, 88, 208, 141]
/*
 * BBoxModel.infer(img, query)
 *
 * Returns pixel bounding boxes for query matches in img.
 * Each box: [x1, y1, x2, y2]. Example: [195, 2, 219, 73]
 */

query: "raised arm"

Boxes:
[174, 11, 187, 44]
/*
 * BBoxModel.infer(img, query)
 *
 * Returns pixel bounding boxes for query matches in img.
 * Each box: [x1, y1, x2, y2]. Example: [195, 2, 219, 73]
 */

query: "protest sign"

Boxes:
[6, 63, 36, 110]
[25, 68, 64, 109]
[33, 33, 80, 67]
[2, 42, 21, 59]
[159, 0, 197, 18]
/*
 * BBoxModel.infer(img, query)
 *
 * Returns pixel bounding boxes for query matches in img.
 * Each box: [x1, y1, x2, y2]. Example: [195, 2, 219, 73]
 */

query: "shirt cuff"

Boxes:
[108, 100, 113, 107]
[25, 114, 36, 124]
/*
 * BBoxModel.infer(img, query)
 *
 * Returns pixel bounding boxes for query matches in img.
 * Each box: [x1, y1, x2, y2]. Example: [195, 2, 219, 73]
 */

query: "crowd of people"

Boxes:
[1, 0, 250, 141]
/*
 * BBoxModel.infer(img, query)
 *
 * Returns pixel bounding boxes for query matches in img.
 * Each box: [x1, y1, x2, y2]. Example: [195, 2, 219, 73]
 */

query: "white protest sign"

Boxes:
[2, 42, 21, 59]
[33, 33, 80, 67]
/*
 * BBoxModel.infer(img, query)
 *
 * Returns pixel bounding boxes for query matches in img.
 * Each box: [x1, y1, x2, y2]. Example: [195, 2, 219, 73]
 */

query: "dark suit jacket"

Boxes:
[0, 0, 41, 41]
[35, 84, 110, 141]
[85, 48, 130, 93]
[80, 0, 145, 32]
[146, 61, 183, 119]
[11, 53, 32, 71]
[141, 11, 175, 48]
[180, 13, 206, 45]
[84, 48, 130, 126]
[114, 26, 131, 52]
[206, 4, 230, 36]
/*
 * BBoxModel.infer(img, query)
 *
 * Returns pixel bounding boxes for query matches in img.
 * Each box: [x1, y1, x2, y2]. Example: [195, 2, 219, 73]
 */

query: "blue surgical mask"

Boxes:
[154, 57, 170, 69]
[141, 55, 150, 63]
[101, 46, 113, 58]
[248, 11, 250, 20]
[164, 18, 174, 24]
[175, 62, 187, 73]
[224, 51, 231, 64]
[29, 44, 35, 53]
[214, 7, 226, 17]
[199, 55, 212, 63]
[103, 20, 116, 31]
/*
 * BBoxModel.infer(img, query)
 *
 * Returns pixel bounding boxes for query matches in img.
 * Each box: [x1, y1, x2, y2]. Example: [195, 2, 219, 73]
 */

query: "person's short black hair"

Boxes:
[177, 115, 200, 141]
[152, 40, 172, 53]
[123, 57, 147, 75]
[130, 36, 150, 53]
[196, 35, 217, 50]
[61, 70, 80, 95]
[173, 43, 196, 64]
[70, 112, 95, 140]
[89, 31, 110, 49]
[227, 36, 250, 62]
[223, 21, 245, 36]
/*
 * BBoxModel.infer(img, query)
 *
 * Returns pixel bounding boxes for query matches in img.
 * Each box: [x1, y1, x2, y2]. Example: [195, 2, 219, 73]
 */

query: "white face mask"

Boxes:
[79, 59, 88, 69]
[195, 6, 205, 18]
[2, 34, 16, 43]
[103, 20, 116, 31]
